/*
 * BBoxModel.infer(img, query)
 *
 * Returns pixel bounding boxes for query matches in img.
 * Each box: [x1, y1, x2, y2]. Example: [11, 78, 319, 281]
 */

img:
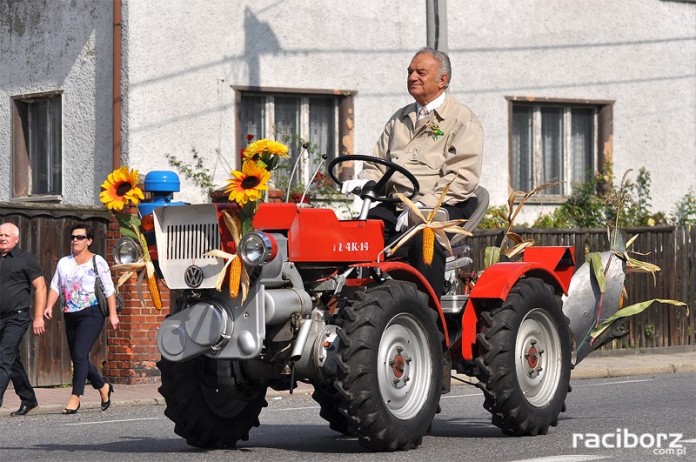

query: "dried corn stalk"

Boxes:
[387, 180, 472, 263]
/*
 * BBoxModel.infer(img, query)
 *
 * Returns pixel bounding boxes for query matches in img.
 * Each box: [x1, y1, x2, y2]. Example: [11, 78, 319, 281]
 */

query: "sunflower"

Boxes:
[99, 166, 145, 212]
[242, 139, 289, 169]
[225, 160, 271, 206]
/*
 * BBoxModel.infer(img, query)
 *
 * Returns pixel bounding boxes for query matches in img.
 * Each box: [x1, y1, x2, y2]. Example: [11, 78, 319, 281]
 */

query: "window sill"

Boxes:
[516, 195, 566, 205]
[11, 195, 63, 203]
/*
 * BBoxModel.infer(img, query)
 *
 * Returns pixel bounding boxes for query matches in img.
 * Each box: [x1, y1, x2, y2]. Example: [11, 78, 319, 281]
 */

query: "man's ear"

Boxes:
[439, 73, 449, 89]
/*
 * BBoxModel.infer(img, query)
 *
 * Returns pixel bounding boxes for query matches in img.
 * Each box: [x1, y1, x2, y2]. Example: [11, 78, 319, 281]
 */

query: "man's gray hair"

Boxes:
[0, 222, 20, 237]
[414, 47, 452, 88]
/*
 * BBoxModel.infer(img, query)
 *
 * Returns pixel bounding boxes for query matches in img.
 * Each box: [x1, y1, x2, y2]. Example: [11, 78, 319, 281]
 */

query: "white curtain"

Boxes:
[571, 108, 595, 186]
[511, 106, 533, 191]
[541, 107, 563, 194]
[309, 97, 335, 174]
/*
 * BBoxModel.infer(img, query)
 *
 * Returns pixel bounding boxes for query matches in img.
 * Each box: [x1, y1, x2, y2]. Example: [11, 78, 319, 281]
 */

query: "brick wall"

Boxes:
[103, 216, 168, 384]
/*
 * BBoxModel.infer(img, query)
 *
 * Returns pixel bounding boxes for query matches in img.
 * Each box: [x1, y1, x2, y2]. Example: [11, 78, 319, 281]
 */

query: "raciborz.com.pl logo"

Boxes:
[573, 428, 686, 457]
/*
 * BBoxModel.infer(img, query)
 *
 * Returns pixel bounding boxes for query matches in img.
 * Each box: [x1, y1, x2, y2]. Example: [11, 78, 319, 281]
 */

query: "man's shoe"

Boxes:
[10, 403, 38, 416]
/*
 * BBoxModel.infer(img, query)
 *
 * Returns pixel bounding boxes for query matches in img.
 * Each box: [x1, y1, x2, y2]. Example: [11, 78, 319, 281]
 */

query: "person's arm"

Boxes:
[44, 263, 62, 320]
[44, 288, 60, 320]
[106, 293, 119, 330]
[31, 276, 47, 335]
[97, 255, 119, 330]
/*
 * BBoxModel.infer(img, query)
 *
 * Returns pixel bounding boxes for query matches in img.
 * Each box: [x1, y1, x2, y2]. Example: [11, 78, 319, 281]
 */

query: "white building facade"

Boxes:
[2, 0, 695, 221]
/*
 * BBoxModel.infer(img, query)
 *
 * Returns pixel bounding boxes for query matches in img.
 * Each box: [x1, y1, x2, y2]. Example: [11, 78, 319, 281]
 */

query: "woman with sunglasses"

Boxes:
[44, 223, 119, 414]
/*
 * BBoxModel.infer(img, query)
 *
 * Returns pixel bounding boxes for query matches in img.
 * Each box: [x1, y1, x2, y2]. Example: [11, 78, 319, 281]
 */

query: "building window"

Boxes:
[508, 98, 612, 197]
[12, 93, 63, 198]
[237, 88, 354, 189]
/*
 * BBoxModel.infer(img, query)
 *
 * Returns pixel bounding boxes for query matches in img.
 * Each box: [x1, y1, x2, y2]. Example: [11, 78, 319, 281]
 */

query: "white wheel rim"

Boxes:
[377, 313, 433, 419]
[515, 307, 563, 407]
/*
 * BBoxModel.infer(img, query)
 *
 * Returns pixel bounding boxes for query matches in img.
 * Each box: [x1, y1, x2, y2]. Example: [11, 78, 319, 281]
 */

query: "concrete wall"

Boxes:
[123, 0, 696, 220]
[448, 0, 696, 221]
[0, 0, 112, 205]
[3, 1, 694, 220]
[122, 0, 427, 202]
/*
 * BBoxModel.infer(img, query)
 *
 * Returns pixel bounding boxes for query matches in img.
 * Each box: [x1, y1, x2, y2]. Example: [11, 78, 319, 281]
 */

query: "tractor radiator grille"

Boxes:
[152, 203, 227, 289]
[164, 223, 221, 261]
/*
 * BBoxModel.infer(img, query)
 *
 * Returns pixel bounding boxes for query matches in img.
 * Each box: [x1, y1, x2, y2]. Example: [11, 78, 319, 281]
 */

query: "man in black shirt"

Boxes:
[0, 222, 46, 416]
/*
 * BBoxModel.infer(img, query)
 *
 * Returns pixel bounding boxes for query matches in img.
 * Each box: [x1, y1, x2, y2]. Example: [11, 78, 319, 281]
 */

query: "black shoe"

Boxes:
[101, 383, 114, 411]
[11, 402, 39, 416]
[62, 402, 80, 415]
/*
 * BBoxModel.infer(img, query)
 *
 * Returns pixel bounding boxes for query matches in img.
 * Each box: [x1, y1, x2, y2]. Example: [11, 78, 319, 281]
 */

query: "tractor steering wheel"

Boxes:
[327, 154, 420, 204]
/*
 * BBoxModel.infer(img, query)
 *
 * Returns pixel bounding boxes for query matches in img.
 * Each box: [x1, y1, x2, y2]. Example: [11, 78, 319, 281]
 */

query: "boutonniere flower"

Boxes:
[424, 122, 445, 140]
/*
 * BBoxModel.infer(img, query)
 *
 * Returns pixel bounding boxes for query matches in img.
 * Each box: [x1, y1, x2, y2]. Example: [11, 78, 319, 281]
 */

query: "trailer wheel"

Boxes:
[157, 357, 267, 448]
[334, 280, 443, 451]
[476, 277, 571, 436]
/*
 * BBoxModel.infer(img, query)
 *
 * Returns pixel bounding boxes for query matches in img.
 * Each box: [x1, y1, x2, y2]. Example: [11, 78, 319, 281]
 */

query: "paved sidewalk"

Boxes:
[2, 348, 695, 417]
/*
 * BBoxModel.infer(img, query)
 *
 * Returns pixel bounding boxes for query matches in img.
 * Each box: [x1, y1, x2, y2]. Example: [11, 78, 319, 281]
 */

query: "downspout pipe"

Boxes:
[113, 0, 122, 169]
[426, 0, 448, 53]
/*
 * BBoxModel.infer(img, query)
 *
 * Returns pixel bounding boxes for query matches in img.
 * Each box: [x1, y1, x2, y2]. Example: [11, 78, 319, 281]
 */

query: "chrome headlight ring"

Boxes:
[113, 236, 143, 264]
[239, 231, 277, 266]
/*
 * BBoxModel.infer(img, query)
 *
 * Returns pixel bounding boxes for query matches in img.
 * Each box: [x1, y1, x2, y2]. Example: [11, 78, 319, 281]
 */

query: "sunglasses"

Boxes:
[70, 235, 89, 241]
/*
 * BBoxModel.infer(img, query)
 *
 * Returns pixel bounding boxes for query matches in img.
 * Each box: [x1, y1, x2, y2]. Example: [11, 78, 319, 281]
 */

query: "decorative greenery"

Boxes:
[99, 166, 162, 310]
[479, 164, 693, 229]
[423, 122, 444, 140]
[482, 180, 560, 267]
[270, 134, 351, 215]
[477, 205, 509, 229]
[644, 323, 655, 339]
[166, 149, 216, 199]
[473, 168, 688, 353]
[670, 188, 696, 225]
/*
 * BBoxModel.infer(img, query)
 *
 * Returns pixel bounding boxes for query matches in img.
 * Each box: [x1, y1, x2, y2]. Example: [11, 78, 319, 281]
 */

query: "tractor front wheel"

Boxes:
[157, 357, 267, 448]
[476, 277, 571, 436]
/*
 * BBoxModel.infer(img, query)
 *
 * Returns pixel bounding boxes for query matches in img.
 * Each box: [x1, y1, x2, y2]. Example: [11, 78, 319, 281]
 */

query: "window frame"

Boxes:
[11, 91, 63, 201]
[233, 86, 356, 186]
[507, 96, 613, 202]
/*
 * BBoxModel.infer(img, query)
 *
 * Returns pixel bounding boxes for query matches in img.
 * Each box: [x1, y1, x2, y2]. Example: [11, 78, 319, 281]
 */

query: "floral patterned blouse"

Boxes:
[49, 254, 116, 313]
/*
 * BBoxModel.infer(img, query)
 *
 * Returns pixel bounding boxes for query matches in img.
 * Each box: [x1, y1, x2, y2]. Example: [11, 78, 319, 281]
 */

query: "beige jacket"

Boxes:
[360, 94, 483, 208]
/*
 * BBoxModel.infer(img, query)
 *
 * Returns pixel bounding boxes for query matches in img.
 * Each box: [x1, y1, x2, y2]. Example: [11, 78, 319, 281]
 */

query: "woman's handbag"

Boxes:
[92, 256, 124, 316]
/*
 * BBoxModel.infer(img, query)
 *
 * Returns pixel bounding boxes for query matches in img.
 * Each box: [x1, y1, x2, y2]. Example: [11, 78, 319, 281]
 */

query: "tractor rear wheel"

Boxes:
[333, 280, 443, 451]
[312, 383, 351, 435]
[157, 357, 267, 448]
[475, 277, 571, 436]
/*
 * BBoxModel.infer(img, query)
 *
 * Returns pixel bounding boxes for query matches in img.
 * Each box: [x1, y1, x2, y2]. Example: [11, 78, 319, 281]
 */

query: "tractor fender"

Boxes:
[460, 251, 574, 361]
[351, 261, 450, 347]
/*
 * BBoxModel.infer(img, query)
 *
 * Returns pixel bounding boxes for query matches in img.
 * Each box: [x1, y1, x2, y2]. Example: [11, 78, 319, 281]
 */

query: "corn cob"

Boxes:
[138, 232, 162, 310]
[422, 227, 435, 266]
[229, 257, 242, 298]
[146, 264, 162, 310]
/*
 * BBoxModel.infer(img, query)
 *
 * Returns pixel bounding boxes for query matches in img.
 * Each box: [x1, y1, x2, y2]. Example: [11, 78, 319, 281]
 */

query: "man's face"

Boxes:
[0, 224, 19, 255]
[407, 53, 448, 106]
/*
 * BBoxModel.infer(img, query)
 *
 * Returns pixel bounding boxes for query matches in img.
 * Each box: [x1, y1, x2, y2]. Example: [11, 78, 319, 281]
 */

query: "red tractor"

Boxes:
[144, 155, 624, 451]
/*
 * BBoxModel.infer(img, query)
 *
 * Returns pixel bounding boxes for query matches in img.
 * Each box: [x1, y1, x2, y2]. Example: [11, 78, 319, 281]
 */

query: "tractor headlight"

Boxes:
[113, 237, 142, 264]
[239, 231, 276, 266]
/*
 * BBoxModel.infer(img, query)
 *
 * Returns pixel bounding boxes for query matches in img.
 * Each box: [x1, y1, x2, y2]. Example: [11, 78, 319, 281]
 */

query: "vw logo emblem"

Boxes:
[184, 265, 204, 288]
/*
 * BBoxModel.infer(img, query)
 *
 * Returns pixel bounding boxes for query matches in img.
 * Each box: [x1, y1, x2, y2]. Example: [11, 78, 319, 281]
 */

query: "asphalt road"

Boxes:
[1, 372, 694, 461]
